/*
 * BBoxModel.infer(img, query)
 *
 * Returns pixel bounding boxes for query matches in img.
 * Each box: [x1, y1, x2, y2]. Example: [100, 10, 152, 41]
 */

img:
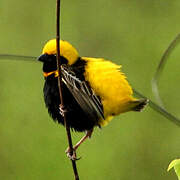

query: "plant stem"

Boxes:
[56, 0, 80, 179]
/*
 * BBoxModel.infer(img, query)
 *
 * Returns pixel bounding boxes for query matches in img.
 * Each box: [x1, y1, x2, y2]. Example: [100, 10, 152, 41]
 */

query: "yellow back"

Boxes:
[82, 57, 135, 126]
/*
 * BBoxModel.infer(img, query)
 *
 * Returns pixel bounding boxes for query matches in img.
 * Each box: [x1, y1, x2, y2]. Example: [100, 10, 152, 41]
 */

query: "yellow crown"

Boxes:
[42, 39, 79, 65]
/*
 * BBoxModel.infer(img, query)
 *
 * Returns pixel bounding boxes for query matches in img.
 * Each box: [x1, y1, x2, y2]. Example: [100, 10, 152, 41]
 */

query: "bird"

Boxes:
[38, 39, 148, 160]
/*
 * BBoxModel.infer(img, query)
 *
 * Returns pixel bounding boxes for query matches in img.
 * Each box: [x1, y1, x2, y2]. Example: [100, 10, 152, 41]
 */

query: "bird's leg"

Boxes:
[65, 129, 93, 160]
[73, 129, 93, 151]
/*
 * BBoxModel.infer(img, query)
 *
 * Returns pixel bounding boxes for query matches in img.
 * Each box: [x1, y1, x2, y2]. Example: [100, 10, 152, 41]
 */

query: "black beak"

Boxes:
[37, 54, 49, 62]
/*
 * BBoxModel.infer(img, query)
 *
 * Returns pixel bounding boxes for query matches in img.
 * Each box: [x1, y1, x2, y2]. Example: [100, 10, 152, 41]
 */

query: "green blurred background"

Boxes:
[0, 0, 180, 179]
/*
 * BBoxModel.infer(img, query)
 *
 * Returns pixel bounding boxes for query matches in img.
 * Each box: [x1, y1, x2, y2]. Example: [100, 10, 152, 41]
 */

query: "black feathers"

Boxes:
[42, 56, 104, 132]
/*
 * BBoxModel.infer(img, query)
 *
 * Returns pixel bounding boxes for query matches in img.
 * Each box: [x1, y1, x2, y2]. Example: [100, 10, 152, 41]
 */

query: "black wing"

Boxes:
[61, 64, 104, 121]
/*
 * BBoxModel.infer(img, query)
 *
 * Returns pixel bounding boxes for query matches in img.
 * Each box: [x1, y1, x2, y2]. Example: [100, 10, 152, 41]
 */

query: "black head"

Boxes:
[38, 54, 68, 72]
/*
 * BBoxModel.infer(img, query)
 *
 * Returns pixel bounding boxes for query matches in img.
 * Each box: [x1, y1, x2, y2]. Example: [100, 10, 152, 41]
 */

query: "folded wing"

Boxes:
[61, 64, 104, 122]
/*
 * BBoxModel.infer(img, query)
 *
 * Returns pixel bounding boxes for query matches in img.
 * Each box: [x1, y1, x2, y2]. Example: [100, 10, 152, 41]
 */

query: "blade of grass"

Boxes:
[0, 54, 37, 61]
[152, 33, 180, 108]
[134, 89, 180, 127]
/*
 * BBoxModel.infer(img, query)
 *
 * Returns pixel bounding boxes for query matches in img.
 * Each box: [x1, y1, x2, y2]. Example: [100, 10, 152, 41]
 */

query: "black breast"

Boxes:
[43, 59, 97, 132]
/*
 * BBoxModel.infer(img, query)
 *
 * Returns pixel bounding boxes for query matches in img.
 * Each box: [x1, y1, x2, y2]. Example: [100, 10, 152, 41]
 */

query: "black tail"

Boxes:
[132, 99, 149, 112]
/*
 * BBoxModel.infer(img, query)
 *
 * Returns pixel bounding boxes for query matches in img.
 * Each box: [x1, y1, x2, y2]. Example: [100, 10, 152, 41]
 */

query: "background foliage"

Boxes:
[0, 0, 180, 179]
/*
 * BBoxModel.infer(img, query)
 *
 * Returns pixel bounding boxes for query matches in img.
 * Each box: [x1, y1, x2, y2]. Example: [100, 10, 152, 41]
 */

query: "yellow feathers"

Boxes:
[42, 39, 79, 65]
[82, 57, 136, 126]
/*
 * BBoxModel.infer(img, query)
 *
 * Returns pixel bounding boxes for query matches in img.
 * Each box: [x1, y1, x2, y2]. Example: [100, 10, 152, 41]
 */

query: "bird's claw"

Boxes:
[65, 148, 81, 161]
[59, 104, 68, 117]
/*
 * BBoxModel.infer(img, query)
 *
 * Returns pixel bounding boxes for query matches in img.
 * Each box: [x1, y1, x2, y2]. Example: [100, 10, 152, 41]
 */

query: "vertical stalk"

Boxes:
[56, 0, 80, 179]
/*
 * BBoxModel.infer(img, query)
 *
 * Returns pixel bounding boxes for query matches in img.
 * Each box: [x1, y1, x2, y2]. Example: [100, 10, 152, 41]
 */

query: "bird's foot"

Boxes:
[65, 147, 81, 161]
[59, 104, 68, 117]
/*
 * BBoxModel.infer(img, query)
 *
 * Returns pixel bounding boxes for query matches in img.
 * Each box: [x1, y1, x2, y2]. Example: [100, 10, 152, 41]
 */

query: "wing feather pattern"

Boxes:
[61, 64, 104, 121]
